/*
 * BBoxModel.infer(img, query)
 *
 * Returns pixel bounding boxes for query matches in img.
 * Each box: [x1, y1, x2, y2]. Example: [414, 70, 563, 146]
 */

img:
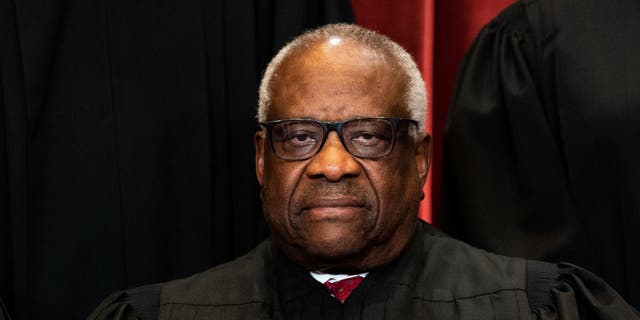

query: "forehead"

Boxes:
[267, 39, 409, 121]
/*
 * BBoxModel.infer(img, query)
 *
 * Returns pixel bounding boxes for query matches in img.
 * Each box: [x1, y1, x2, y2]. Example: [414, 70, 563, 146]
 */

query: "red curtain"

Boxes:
[351, 0, 515, 221]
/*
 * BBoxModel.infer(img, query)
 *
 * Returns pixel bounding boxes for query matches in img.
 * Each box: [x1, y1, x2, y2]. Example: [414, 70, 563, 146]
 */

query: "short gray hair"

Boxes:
[257, 23, 427, 131]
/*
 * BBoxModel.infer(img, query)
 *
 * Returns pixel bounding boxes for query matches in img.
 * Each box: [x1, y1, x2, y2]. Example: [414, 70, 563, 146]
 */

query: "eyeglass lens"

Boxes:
[270, 119, 395, 159]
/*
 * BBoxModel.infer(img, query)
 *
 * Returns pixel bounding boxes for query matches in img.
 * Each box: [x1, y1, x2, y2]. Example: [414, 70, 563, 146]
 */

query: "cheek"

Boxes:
[367, 157, 421, 218]
[261, 160, 307, 219]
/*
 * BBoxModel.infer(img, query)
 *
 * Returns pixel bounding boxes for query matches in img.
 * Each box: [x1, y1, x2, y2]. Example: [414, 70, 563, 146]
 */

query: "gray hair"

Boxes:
[257, 23, 427, 131]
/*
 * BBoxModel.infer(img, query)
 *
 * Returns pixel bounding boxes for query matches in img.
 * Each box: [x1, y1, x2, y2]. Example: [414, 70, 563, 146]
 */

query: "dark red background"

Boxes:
[351, 0, 515, 220]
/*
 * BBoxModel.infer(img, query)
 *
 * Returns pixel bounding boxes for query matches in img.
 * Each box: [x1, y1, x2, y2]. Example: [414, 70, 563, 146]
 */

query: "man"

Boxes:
[89, 24, 638, 319]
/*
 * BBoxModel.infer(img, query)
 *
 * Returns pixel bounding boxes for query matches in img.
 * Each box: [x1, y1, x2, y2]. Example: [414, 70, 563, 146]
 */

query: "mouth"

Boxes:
[300, 196, 368, 220]
[301, 196, 367, 209]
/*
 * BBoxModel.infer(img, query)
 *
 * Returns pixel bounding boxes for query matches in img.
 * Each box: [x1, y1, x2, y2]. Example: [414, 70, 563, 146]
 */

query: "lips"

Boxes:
[300, 196, 367, 211]
[297, 196, 369, 222]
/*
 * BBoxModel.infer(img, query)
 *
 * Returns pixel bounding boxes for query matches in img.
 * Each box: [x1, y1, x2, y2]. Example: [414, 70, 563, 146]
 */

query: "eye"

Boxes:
[283, 131, 318, 146]
[350, 131, 389, 146]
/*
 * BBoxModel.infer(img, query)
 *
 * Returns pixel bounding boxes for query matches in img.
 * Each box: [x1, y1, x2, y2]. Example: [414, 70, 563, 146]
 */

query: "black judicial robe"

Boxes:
[438, 0, 640, 310]
[88, 222, 638, 319]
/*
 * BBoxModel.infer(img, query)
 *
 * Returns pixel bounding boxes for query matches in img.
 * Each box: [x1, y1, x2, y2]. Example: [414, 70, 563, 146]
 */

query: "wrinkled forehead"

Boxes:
[267, 38, 409, 121]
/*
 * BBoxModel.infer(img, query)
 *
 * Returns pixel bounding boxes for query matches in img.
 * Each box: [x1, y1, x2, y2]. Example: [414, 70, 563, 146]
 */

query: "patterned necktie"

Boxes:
[323, 276, 364, 303]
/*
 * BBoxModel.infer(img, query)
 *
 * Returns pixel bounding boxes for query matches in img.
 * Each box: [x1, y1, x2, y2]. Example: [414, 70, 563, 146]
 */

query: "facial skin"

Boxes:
[255, 38, 430, 273]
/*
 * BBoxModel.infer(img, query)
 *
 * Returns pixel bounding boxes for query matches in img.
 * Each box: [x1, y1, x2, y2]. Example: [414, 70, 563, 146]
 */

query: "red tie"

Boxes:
[323, 276, 364, 303]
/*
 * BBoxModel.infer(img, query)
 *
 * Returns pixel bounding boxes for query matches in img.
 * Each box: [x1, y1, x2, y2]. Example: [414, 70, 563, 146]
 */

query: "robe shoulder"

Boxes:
[161, 239, 274, 306]
[86, 240, 273, 319]
[415, 224, 528, 300]
[419, 225, 639, 318]
[86, 283, 161, 320]
[527, 261, 640, 319]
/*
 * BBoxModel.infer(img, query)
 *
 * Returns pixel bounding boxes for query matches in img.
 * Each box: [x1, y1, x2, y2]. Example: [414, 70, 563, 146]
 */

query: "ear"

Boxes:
[414, 133, 431, 184]
[255, 131, 266, 186]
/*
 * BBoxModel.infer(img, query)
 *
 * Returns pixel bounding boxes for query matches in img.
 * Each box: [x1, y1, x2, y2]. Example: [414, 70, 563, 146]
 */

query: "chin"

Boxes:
[302, 236, 367, 262]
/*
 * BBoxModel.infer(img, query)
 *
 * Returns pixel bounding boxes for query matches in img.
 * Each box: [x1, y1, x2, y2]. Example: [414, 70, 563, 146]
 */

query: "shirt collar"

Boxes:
[308, 271, 369, 284]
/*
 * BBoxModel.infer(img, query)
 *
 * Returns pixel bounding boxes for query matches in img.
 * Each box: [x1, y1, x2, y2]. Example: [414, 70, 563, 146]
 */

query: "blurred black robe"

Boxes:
[87, 221, 639, 319]
[0, 0, 353, 318]
[439, 0, 640, 309]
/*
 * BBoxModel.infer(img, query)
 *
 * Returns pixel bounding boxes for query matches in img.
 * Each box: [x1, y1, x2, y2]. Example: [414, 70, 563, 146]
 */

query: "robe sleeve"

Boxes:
[527, 262, 640, 319]
[438, 0, 580, 262]
[86, 284, 160, 320]
[439, 0, 640, 309]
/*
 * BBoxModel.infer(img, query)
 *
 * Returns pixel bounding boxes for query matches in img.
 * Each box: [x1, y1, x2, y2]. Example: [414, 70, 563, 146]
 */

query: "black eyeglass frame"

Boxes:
[260, 117, 419, 160]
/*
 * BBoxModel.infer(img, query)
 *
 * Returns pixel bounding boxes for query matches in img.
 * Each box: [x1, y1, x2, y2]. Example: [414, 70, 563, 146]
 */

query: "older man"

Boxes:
[89, 24, 638, 319]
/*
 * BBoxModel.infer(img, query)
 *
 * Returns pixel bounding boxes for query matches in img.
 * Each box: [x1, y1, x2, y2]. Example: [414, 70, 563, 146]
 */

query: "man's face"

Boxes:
[255, 39, 430, 272]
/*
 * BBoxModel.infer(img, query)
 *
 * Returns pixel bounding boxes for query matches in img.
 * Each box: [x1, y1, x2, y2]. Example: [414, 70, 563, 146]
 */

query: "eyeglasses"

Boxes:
[260, 117, 418, 160]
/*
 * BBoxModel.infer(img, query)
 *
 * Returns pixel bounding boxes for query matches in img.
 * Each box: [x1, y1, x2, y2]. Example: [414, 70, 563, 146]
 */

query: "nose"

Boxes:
[305, 131, 361, 181]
